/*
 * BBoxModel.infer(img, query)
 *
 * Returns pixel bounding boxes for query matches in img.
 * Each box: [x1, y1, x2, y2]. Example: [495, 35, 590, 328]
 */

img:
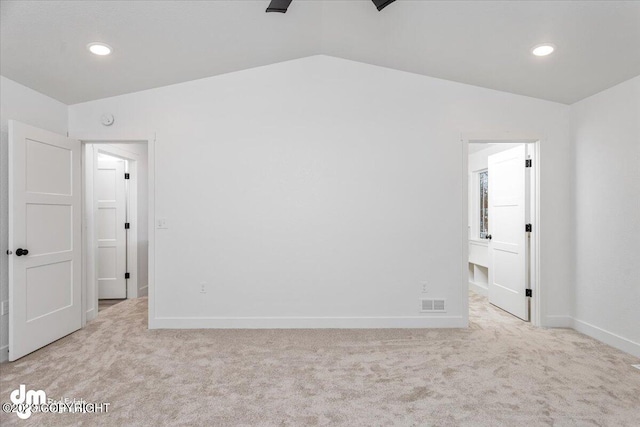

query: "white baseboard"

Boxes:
[86, 308, 96, 322]
[544, 315, 573, 328]
[138, 285, 148, 297]
[150, 315, 466, 329]
[544, 315, 640, 357]
[469, 281, 488, 296]
[572, 318, 640, 358]
[0, 345, 8, 363]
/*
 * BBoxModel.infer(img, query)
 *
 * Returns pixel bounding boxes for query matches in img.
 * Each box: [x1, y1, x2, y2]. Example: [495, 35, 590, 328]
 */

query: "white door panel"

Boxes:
[26, 260, 73, 321]
[488, 145, 529, 320]
[95, 160, 127, 299]
[26, 204, 73, 254]
[25, 138, 72, 195]
[97, 207, 117, 240]
[9, 121, 82, 361]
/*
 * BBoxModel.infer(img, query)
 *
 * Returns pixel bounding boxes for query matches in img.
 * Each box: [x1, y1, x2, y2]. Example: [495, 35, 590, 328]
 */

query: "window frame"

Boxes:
[478, 169, 488, 239]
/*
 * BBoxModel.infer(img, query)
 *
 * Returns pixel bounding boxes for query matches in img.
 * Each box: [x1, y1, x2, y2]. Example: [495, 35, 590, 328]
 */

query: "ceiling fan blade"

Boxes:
[266, 0, 293, 13]
[372, 0, 397, 11]
[266, 0, 395, 14]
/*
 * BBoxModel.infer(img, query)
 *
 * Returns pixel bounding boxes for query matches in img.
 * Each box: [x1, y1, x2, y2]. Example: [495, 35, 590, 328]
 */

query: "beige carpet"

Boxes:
[1, 293, 639, 426]
[98, 299, 125, 312]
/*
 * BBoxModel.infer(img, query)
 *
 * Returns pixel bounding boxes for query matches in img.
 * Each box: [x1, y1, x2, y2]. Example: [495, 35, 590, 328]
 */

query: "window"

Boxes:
[479, 170, 488, 239]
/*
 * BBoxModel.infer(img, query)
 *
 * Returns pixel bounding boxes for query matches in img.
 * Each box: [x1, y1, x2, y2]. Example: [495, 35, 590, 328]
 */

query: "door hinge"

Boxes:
[125, 272, 130, 279]
[525, 223, 532, 232]
[124, 222, 130, 229]
[525, 159, 532, 168]
[525, 289, 532, 297]
[124, 173, 130, 179]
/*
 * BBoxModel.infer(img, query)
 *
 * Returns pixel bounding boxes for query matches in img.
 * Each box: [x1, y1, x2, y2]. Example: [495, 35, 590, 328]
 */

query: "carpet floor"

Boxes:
[1, 293, 639, 426]
[98, 299, 126, 312]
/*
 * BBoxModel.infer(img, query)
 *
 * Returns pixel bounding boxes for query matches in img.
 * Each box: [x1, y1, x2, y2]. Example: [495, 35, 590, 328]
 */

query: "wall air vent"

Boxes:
[421, 299, 446, 313]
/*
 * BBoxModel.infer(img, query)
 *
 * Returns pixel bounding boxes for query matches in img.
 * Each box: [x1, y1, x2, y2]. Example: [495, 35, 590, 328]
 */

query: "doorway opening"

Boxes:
[462, 136, 540, 327]
[82, 142, 149, 323]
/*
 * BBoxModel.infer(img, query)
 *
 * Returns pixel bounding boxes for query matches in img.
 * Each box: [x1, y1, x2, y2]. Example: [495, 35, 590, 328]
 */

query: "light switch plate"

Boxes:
[156, 218, 168, 229]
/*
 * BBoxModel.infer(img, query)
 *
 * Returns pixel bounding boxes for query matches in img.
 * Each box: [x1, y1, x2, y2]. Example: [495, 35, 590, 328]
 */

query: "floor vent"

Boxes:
[632, 364, 640, 371]
[421, 299, 446, 313]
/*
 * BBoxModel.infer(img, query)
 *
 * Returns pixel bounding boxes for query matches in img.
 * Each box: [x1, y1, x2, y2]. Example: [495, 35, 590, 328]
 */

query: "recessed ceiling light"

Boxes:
[531, 43, 556, 57]
[87, 42, 112, 56]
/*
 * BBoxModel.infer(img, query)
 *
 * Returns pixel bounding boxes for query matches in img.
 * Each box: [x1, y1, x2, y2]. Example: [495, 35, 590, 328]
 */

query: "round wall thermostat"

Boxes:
[101, 113, 115, 126]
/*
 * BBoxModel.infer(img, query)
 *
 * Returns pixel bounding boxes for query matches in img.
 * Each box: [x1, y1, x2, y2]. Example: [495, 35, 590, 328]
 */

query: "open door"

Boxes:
[95, 158, 127, 299]
[487, 145, 530, 321]
[8, 121, 82, 361]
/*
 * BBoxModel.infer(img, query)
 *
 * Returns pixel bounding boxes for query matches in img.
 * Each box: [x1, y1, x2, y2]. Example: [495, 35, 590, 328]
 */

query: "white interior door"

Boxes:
[487, 145, 530, 321]
[95, 158, 127, 299]
[8, 121, 82, 361]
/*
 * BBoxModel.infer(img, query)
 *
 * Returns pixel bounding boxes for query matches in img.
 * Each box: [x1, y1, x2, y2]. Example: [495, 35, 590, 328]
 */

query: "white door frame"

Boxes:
[73, 133, 155, 328]
[461, 132, 541, 326]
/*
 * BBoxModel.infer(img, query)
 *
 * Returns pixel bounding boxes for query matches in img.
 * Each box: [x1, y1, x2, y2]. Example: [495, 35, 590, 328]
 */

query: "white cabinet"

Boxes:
[469, 240, 489, 295]
[469, 240, 488, 267]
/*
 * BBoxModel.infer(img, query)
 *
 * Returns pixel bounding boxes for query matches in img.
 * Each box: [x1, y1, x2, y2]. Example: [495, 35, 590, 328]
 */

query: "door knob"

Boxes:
[15, 248, 29, 256]
[486, 235, 492, 240]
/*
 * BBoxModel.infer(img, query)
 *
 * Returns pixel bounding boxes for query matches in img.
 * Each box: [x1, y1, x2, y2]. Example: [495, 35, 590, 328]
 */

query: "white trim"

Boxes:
[152, 316, 467, 329]
[81, 144, 94, 325]
[469, 281, 488, 296]
[126, 158, 139, 299]
[530, 141, 541, 326]
[461, 141, 470, 327]
[573, 318, 640, 358]
[72, 132, 152, 142]
[461, 133, 542, 326]
[148, 137, 156, 329]
[542, 315, 639, 357]
[0, 345, 7, 363]
[460, 131, 542, 144]
[138, 285, 148, 297]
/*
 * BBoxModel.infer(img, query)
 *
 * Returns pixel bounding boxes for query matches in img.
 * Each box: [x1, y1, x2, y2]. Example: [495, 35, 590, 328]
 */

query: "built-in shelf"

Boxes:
[469, 239, 489, 296]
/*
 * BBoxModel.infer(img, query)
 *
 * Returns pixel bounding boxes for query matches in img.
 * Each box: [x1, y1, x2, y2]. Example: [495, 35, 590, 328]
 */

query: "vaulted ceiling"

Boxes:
[2, 1, 639, 105]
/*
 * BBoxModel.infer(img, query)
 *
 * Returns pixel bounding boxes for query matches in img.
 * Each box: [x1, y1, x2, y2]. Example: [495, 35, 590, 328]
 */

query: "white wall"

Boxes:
[68, 56, 573, 329]
[0, 76, 68, 362]
[572, 76, 640, 357]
